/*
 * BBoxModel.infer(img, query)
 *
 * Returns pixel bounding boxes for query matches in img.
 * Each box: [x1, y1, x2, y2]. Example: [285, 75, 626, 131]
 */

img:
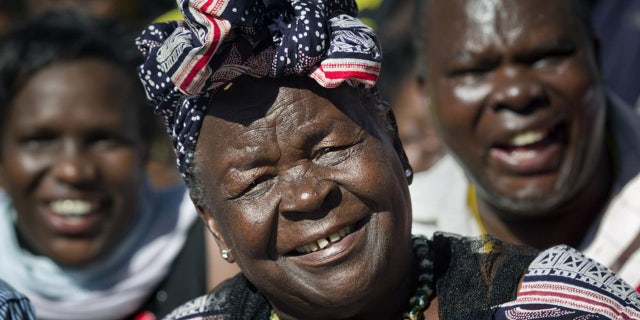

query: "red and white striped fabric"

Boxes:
[495, 245, 640, 319]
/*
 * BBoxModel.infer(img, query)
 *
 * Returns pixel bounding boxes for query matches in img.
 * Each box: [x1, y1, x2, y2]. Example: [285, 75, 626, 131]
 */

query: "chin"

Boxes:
[490, 188, 572, 219]
[49, 239, 107, 267]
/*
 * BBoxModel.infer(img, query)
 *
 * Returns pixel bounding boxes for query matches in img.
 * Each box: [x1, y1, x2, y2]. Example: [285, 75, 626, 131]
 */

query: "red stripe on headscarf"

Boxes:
[321, 70, 379, 82]
[179, 0, 224, 92]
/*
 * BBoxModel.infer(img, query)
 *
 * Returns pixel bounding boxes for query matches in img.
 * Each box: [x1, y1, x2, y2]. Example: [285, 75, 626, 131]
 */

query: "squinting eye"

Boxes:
[88, 133, 134, 151]
[532, 52, 573, 68]
[449, 66, 493, 79]
[239, 175, 276, 199]
[530, 46, 576, 68]
[314, 145, 352, 166]
[21, 135, 57, 152]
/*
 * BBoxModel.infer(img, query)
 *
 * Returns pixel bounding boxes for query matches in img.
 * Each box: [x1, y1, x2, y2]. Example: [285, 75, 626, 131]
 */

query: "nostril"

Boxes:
[52, 157, 97, 185]
[322, 185, 341, 211]
[491, 81, 549, 115]
[279, 180, 341, 221]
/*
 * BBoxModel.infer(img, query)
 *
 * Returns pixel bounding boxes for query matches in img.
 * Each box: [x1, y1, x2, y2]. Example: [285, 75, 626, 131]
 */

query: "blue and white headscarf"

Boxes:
[136, 0, 382, 181]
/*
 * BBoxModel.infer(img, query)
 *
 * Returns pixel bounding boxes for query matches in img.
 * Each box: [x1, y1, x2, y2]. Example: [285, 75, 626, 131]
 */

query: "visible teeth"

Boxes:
[295, 225, 353, 254]
[317, 238, 330, 249]
[510, 150, 538, 161]
[510, 130, 546, 147]
[502, 149, 539, 165]
[50, 200, 93, 216]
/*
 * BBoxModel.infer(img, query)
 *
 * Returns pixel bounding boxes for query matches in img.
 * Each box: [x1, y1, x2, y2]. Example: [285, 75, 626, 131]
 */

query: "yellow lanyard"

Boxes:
[467, 184, 488, 235]
[467, 184, 494, 252]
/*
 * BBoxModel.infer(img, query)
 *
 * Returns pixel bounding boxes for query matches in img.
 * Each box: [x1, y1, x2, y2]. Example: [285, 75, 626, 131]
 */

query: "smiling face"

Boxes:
[422, 0, 607, 215]
[0, 59, 146, 266]
[194, 77, 413, 319]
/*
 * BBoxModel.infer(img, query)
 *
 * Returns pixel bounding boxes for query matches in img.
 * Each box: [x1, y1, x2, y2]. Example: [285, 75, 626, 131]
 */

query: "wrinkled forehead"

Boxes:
[423, 0, 586, 44]
[205, 76, 379, 132]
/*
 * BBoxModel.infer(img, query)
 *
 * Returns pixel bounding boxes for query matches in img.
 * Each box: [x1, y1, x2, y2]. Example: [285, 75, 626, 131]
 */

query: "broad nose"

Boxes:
[488, 66, 548, 114]
[51, 141, 97, 186]
[278, 167, 340, 218]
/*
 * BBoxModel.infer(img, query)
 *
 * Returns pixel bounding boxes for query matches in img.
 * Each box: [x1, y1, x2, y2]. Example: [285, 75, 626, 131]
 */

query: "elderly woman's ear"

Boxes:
[193, 201, 236, 263]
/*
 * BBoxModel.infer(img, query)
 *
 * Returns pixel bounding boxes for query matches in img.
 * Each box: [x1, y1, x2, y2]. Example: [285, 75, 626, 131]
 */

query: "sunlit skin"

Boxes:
[193, 76, 425, 319]
[421, 0, 612, 248]
[0, 59, 146, 266]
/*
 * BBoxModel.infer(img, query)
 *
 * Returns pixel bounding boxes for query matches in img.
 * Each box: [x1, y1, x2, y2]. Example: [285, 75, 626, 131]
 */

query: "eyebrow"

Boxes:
[516, 37, 576, 56]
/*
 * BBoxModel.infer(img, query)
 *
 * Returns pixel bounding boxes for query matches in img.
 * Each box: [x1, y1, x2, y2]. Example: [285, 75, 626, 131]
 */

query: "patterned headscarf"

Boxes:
[136, 0, 382, 180]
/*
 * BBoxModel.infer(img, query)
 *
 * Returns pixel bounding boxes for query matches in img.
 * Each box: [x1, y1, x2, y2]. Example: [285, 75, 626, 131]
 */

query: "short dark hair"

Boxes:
[0, 9, 153, 142]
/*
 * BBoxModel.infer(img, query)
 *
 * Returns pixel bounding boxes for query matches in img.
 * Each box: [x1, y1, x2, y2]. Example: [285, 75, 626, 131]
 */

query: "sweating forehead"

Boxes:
[422, 0, 589, 42]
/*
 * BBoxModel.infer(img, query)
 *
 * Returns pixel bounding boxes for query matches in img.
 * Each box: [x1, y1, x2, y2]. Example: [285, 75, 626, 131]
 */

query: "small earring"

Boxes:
[405, 168, 413, 179]
[221, 248, 231, 261]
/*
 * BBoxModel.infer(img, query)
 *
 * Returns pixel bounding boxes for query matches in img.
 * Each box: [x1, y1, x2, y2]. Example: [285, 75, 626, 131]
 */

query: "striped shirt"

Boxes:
[0, 280, 36, 320]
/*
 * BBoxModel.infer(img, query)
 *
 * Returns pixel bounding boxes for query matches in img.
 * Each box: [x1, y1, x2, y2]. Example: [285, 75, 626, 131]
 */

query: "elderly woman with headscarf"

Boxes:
[136, 0, 640, 319]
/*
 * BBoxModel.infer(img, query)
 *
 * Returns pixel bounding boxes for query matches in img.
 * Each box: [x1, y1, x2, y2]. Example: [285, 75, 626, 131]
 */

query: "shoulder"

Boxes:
[495, 245, 640, 319]
[161, 275, 241, 320]
[0, 280, 36, 320]
[161, 274, 270, 320]
[429, 233, 539, 318]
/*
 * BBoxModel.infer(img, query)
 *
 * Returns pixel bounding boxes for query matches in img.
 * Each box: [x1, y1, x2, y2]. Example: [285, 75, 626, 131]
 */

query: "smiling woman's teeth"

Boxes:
[50, 200, 93, 216]
[510, 130, 546, 147]
[295, 225, 352, 254]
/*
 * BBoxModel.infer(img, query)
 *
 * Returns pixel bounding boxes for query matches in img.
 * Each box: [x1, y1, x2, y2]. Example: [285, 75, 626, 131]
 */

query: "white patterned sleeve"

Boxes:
[494, 245, 640, 319]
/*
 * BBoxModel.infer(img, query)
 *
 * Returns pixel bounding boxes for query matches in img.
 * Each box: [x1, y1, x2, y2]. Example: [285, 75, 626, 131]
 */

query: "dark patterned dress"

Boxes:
[161, 233, 640, 320]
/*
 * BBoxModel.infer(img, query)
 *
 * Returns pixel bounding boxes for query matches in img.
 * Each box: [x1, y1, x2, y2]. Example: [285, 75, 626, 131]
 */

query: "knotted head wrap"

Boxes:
[136, 0, 382, 181]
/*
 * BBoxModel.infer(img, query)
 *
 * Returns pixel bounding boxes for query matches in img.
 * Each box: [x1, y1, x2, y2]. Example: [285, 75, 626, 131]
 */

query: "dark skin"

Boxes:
[192, 76, 433, 319]
[0, 59, 146, 266]
[421, 0, 612, 249]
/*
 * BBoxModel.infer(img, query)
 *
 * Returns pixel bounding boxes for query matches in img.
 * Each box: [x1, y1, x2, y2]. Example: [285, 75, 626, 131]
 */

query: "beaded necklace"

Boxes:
[269, 235, 435, 320]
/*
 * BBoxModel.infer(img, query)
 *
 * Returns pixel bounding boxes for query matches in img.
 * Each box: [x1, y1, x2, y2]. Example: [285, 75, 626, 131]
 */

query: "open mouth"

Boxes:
[294, 225, 352, 254]
[43, 198, 104, 236]
[46, 199, 100, 228]
[492, 124, 567, 165]
[50, 199, 94, 217]
[290, 218, 367, 256]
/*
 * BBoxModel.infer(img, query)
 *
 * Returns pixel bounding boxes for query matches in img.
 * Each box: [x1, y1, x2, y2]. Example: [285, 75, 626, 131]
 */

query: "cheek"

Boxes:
[97, 150, 145, 186]
[432, 77, 486, 130]
[431, 87, 483, 157]
[213, 199, 276, 260]
[543, 63, 605, 147]
[545, 60, 599, 104]
[0, 151, 47, 195]
[344, 145, 408, 213]
[452, 82, 492, 105]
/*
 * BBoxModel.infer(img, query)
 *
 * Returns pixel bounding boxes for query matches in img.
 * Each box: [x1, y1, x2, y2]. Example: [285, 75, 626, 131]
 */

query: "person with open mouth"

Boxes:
[415, 0, 640, 291]
[0, 10, 229, 320]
